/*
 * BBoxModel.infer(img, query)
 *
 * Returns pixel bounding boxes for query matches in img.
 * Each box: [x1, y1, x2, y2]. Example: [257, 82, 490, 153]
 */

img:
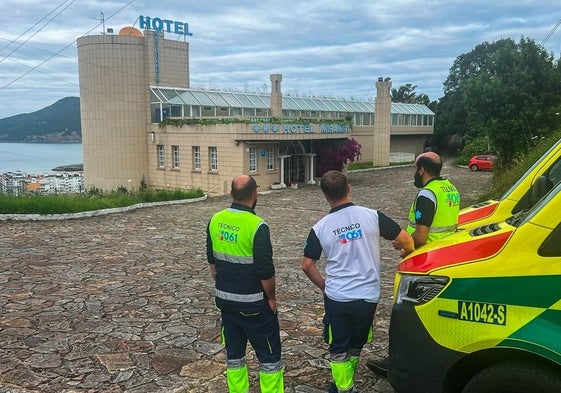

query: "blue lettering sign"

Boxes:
[139, 15, 193, 36]
[321, 124, 349, 134]
[251, 123, 319, 134]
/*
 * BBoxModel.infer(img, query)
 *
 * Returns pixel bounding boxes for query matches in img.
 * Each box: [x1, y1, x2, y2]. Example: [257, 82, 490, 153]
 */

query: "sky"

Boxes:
[0, 0, 560, 120]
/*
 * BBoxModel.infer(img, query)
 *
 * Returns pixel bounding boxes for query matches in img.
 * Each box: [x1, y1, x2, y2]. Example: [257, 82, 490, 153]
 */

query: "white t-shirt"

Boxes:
[303, 203, 401, 302]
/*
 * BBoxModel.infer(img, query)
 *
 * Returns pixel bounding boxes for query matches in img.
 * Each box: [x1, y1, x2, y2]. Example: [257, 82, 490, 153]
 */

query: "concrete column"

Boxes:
[279, 155, 288, 187]
[307, 154, 316, 185]
[270, 74, 283, 118]
[373, 77, 392, 166]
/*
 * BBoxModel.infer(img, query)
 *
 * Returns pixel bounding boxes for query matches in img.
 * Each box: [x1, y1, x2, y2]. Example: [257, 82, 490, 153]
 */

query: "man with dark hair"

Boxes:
[301, 170, 414, 393]
[367, 151, 460, 376]
[206, 174, 284, 393]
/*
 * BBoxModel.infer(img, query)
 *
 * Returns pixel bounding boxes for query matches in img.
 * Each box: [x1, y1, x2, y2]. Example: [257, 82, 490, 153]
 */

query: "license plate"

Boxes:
[458, 300, 507, 325]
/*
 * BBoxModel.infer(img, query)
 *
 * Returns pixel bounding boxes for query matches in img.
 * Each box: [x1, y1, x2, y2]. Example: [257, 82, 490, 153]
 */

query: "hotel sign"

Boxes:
[139, 15, 193, 36]
[251, 123, 349, 134]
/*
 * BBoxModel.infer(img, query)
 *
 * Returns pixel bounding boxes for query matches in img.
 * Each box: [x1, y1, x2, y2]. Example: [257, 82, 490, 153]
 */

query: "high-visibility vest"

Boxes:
[209, 207, 265, 303]
[407, 178, 460, 243]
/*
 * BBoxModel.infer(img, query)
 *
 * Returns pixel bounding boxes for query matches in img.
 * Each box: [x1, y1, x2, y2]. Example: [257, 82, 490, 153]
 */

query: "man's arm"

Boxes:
[411, 224, 429, 248]
[253, 223, 276, 311]
[301, 256, 325, 292]
[394, 229, 415, 257]
[261, 276, 277, 312]
[301, 228, 324, 291]
[206, 222, 216, 279]
[411, 192, 436, 248]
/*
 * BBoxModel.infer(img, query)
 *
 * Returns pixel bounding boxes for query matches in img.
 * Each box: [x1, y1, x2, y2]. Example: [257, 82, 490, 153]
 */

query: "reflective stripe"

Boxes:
[259, 361, 282, 372]
[227, 356, 247, 368]
[216, 288, 263, 302]
[408, 222, 457, 233]
[213, 251, 254, 264]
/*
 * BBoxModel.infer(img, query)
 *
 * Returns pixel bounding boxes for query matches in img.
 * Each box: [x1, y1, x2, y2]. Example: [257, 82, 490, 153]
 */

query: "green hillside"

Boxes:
[0, 97, 81, 142]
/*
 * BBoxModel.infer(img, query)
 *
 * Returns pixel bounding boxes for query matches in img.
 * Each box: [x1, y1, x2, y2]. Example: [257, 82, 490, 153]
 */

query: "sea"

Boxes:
[0, 143, 83, 174]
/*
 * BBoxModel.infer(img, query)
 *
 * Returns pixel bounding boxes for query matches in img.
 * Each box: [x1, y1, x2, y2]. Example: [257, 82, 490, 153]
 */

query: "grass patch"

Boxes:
[0, 188, 204, 215]
[348, 161, 375, 170]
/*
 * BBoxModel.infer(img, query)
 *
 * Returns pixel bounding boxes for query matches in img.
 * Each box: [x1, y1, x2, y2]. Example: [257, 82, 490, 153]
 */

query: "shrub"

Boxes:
[316, 138, 362, 177]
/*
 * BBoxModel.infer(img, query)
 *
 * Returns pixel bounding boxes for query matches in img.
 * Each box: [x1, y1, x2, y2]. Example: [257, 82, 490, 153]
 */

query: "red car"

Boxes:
[467, 154, 496, 171]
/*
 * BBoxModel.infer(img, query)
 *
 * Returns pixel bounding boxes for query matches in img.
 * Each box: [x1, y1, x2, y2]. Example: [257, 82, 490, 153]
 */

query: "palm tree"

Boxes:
[391, 84, 430, 105]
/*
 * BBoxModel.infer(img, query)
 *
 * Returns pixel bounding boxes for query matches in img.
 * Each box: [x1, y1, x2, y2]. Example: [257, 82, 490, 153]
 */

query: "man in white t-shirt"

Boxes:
[301, 170, 414, 393]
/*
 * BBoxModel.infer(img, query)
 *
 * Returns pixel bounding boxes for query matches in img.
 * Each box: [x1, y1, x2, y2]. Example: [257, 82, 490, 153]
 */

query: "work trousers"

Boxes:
[218, 299, 284, 393]
[323, 295, 377, 392]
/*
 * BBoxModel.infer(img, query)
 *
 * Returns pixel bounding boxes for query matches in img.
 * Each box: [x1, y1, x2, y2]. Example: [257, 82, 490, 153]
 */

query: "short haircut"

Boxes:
[320, 170, 348, 202]
[416, 155, 442, 176]
[231, 175, 257, 202]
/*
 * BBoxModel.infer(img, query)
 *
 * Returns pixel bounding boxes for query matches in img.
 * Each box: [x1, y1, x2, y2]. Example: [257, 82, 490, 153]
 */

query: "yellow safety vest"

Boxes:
[407, 178, 460, 243]
[209, 207, 265, 302]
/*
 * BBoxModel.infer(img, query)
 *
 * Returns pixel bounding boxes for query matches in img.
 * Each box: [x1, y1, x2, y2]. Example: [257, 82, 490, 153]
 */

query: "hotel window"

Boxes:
[209, 147, 218, 171]
[193, 146, 201, 170]
[157, 145, 165, 168]
[249, 147, 257, 172]
[267, 147, 275, 170]
[172, 145, 180, 168]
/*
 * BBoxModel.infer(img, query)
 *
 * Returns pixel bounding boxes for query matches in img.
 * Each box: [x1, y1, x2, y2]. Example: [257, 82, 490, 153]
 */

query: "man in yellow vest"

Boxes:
[367, 152, 460, 376]
[206, 175, 284, 393]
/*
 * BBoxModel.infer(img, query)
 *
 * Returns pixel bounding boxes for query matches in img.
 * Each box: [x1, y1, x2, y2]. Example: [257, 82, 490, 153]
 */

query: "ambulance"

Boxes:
[387, 180, 561, 393]
[458, 137, 561, 228]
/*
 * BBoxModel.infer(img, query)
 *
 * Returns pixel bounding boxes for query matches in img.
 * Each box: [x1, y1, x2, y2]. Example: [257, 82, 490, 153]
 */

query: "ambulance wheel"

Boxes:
[462, 360, 561, 393]
[470, 164, 479, 171]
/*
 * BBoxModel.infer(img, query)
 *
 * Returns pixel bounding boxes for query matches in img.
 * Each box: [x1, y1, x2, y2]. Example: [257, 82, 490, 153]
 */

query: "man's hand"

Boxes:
[268, 298, 277, 313]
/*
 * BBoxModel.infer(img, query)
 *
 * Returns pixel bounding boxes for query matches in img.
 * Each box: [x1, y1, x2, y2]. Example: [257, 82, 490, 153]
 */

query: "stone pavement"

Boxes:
[0, 163, 492, 393]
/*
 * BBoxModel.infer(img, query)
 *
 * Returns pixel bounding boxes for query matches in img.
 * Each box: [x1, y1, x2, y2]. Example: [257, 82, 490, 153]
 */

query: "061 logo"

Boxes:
[337, 229, 363, 244]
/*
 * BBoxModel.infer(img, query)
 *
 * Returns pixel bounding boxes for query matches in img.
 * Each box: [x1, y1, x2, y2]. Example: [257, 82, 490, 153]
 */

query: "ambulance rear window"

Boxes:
[538, 224, 561, 257]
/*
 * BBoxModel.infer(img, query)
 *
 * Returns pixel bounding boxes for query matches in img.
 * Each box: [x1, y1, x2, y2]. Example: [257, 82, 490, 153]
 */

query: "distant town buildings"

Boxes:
[0, 171, 84, 196]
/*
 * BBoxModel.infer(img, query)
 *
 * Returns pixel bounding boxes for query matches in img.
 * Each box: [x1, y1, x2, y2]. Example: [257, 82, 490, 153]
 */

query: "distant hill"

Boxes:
[0, 97, 81, 142]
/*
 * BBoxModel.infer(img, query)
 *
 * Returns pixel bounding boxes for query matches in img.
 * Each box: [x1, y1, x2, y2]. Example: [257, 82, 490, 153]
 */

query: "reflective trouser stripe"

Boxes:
[259, 369, 285, 393]
[227, 363, 249, 393]
[216, 288, 263, 302]
[330, 357, 354, 392]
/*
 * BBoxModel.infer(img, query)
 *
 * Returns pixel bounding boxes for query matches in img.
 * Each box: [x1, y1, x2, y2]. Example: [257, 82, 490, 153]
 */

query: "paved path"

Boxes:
[0, 163, 492, 393]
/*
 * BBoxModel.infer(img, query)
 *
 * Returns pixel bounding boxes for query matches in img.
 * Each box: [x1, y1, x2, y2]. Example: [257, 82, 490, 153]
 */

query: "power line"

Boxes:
[0, 0, 76, 64]
[541, 18, 561, 47]
[0, 0, 137, 92]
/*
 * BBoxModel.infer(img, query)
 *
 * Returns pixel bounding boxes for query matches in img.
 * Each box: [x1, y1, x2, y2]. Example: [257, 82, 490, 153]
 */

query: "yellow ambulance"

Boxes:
[458, 138, 561, 228]
[387, 181, 561, 393]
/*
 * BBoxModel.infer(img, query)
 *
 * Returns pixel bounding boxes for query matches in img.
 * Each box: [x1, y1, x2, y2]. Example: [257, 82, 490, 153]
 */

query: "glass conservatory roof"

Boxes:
[150, 86, 434, 115]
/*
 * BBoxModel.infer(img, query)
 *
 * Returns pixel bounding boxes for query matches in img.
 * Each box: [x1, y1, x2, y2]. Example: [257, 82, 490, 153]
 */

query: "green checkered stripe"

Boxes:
[440, 275, 561, 364]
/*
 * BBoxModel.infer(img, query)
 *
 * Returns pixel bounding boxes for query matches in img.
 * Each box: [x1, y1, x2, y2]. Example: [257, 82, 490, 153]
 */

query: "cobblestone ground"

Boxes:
[0, 162, 492, 393]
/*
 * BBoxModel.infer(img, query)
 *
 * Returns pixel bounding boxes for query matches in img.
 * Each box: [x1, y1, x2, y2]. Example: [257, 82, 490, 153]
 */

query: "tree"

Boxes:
[315, 138, 362, 177]
[434, 37, 561, 166]
[391, 84, 430, 105]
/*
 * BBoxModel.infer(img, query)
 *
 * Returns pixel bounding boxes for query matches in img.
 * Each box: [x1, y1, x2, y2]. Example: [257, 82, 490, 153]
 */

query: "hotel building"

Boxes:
[77, 24, 434, 196]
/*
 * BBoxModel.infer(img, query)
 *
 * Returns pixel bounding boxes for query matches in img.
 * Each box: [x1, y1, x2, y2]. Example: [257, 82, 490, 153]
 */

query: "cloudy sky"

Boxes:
[0, 0, 560, 119]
